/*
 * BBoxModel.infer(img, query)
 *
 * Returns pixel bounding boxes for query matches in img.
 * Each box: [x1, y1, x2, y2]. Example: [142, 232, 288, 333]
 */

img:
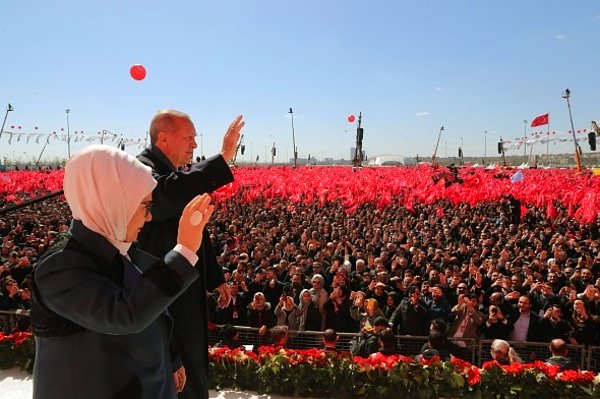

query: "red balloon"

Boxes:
[130, 64, 147, 81]
[347, 114, 356, 123]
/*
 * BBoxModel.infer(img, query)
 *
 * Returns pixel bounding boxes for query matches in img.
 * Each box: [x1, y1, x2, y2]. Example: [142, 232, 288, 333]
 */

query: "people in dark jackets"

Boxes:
[32, 145, 214, 399]
[389, 285, 428, 335]
[217, 283, 248, 326]
[247, 292, 275, 336]
[136, 110, 244, 399]
[322, 328, 340, 353]
[215, 325, 243, 349]
[480, 305, 513, 340]
[377, 328, 400, 355]
[546, 338, 578, 370]
[539, 304, 574, 343]
[351, 316, 389, 358]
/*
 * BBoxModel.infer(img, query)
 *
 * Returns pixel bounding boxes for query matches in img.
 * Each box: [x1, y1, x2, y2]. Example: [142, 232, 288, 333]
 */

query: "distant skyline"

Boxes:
[2, 1, 600, 164]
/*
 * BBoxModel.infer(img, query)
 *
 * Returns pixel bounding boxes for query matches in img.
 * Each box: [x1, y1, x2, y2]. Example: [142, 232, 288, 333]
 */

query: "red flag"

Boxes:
[530, 113, 549, 127]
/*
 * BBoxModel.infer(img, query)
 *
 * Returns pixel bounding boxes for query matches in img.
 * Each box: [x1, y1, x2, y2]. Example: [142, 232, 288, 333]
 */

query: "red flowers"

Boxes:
[452, 357, 481, 386]
[0, 331, 32, 346]
[558, 369, 596, 384]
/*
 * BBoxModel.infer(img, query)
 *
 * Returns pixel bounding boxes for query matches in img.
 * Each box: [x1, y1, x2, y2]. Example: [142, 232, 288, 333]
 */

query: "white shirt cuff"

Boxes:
[174, 244, 199, 267]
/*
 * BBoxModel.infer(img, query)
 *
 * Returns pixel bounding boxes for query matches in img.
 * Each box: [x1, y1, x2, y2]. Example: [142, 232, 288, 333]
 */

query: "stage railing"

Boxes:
[0, 309, 30, 334]
[478, 339, 587, 370]
[208, 326, 598, 371]
[3, 313, 598, 371]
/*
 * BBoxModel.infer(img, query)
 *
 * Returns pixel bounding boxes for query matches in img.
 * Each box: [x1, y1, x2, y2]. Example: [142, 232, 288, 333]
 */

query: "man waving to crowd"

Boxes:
[137, 110, 244, 399]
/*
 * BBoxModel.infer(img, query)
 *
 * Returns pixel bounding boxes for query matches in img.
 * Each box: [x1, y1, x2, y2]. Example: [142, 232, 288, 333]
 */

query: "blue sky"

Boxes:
[2, 1, 600, 164]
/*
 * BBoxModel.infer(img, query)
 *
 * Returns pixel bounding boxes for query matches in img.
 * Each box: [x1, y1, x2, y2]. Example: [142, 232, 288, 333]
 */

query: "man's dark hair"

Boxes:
[427, 330, 446, 350]
[430, 318, 447, 334]
[379, 328, 397, 349]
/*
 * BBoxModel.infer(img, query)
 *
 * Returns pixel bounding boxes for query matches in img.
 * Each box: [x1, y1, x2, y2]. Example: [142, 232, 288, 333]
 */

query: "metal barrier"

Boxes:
[478, 339, 587, 370]
[586, 346, 600, 371]
[208, 326, 477, 366]
[2, 312, 598, 371]
[0, 309, 30, 334]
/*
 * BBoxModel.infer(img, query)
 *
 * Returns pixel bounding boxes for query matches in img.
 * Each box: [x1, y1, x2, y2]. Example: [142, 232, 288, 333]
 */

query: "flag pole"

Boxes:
[546, 111, 550, 157]
[562, 89, 582, 173]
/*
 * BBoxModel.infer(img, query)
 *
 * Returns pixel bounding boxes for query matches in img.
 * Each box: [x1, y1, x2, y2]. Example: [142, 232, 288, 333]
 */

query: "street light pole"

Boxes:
[484, 130, 487, 164]
[66, 109, 71, 158]
[562, 88, 582, 172]
[523, 120, 527, 157]
[0, 103, 14, 140]
[289, 108, 297, 167]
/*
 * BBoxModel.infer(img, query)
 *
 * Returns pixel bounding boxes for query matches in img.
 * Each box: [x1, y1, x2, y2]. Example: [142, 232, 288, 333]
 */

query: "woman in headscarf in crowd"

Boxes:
[274, 294, 301, 331]
[298, 288, 322, 331]
[246, 292, 275, 336]
[383, 291, 400, 321]
[308, 273, 329, 329]
[490, 339, 522, 365]
[32, 145, 214, 399]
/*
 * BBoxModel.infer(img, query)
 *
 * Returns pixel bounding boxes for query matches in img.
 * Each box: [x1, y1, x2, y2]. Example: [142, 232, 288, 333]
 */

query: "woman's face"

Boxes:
[302, 292, 312, 303]
[285, 296, 294, 308]
[254, 295, 265, 308]
[574, 299, 585, 313]
[125, 193, 153, 242]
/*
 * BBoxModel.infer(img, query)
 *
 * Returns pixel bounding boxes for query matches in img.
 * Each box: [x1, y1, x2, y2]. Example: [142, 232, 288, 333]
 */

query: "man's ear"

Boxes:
[156, 131, 168, 144]
[154, 131, 169, 150]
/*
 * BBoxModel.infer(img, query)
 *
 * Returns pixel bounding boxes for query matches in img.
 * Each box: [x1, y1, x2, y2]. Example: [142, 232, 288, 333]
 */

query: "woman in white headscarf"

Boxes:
[32, 145, 214, 399]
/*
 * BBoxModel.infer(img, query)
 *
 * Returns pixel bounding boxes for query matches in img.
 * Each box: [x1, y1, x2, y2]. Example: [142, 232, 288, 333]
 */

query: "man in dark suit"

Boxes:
[137, 109, 244, 399]
[322, 328, 340, 353]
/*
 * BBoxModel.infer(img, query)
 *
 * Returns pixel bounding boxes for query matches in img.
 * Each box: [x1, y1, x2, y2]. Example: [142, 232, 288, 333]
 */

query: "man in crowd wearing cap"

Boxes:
[368, 281, 389, 309]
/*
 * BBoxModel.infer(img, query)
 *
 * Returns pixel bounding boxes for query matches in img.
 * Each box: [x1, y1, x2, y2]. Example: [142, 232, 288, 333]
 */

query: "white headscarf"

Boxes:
[63, 145, 157, 255]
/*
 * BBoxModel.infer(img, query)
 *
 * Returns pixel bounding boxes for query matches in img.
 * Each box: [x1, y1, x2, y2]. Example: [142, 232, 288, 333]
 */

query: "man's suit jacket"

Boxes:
[137, 148, 233, 399]
[448, 307, 485, 339]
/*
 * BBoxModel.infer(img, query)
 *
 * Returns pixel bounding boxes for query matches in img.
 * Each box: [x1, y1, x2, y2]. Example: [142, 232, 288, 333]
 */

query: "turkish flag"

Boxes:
[530, 113, 549, 127]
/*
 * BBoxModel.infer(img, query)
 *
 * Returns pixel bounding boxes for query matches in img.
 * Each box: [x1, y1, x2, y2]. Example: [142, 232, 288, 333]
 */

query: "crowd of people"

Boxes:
[2, 160, 600, 372]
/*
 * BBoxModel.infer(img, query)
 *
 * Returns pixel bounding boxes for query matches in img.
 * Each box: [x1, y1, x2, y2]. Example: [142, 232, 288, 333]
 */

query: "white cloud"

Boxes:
[556, 34, 566, 39]
[435, 87, 443, 92]
[595, 14, 600, 19]
[416, 112, 430, 117]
